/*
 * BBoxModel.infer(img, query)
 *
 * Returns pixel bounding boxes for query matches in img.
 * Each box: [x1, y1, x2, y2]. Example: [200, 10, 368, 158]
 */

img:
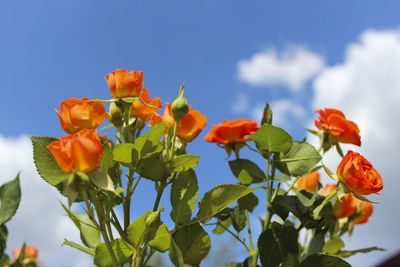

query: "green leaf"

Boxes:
[296, 190, 318, 207]
[94, 239, 134, 267]
[89, 167, 116, 193]
[170, 169, 198, 225]
[258, 222, 298, 267]
[279, 142, 322, 177]
[148, 224, 170, 252]
[63, 239, 95, 256]
[0, 174, 21, 225]
[232, 206, 246, 232]
[229, 159, 266, 185]
[112, 143, 134, 166]
[249, 124, 292, 153]
[300, 254, 351, 267]
[323, 236, 345, 255]
[307, 230, 327, 256]
[127, 210, 152, 247]
[212, 218, 232, 235]
[261, 102, 273, 125]
[272, 195, 308, 221]
[238, 192, 259, 212]
[274, 174, 291, 182]
[322, 163, 338, 181]
[100, 141, 113, 172]
[169, 154, 199, 173]
[196, 184, 262, 223]
[132, 123, 165, 161]
[335, 247, 385, 258]
[0, 224, 8, 257]
[136, 157, 168, 181]
[31, 136, 69, 186]
[169, 236, 185, 267]
[171, 223, 211, 266]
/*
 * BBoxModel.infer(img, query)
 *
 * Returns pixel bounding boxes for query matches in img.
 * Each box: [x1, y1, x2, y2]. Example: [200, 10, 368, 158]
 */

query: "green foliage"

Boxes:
[147, 224, 170, 252]
[335, 247, 385, 258]
[94, 239, 134, 267]
[258, 222, 298, 267]
[249, 124, 292, 153]
[132, 123, 165, 162]
[0, 174, 21, 225]
[88, 167, 116, 193]
[197, 184, 261, 223]
[323, 236, 345, 255]
[31, 136, 69, 185]
[169, 154, 199, 173]
[0, 224, 8, 260]
[278, 142, 322, 177]
[169, 236, 184, 267]
[171, 223, 211, 266]
[232, 206, 246, 232]
[306, 230, 327, 256]
[112, 143, 134, 166]
[299, 254, 351, 267]
[63, 239, 95, 256]
[127, 210, 152, 247]
[229, 159, 266, 185]
[238, 192, 259, 212]
[212, 217, 232, 235]
[170, 169, 198, 225]
[136, 156, 168, 181]
[272, 195, 308, 221]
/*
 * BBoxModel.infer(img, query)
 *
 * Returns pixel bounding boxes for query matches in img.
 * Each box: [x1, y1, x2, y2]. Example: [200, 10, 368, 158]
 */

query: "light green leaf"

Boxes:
[322, 163, 338, 181]
[196, 184, 262, 223]
[300, 254, 351, 267]
[112, 143, 134, 166]
[335, 247, 385, 258]
[169, 236, 184, 267]
[63, 239, 94, 256]
[148, 224, 171, 252]
[31, 136, 69, 186]
[248, 124, 292, 153]
[100, 141, 114, 172]
[127, 210, 152, 247]
[94, 239, 134, 267]
[212, 218, 232, 235]
[279, 142, 322, 177]
[323, 236, 345, 255]
[170, 169, 198, 225]
[169, 154, 199, 173]
[229, 159, 265, 185]
[132, 123, 165, 161]
[0, 174, 21, 225]
[89, 167, 116, 193]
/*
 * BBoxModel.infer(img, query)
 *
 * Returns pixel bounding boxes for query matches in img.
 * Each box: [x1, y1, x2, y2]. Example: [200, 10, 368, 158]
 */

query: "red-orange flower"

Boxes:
[12, 245, 38, 260]
[353, 200, 373, 224]
[150, 103, 207, 143]
[337, 150, 383, 195]
[315, 108, 361, 146]
[105, 69, 143, 98]
[56, 98, 106, 134]
[296, 172, 320, 192]
[204, 119, 259, 145]
[130, 88, 162, 121]
[47, 129, 103, 173]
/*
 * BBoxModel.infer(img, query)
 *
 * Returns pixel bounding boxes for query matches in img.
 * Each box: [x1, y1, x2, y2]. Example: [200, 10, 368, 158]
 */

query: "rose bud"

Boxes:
[105, 69, 144, 98]
[47, 129, 103, 173]
[314, 108, 361, 146]
[56, 97, 106, 134]
[12, 245, 38, 259]
[337, 151, 383, 195]
[150, 103, 207, 143]
[204, 119, 259, 145]
[296, 172, 320, 192]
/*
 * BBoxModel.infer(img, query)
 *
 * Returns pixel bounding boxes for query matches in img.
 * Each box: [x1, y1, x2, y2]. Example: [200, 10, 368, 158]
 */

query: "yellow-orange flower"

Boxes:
[105, 69, 143, 98]
[337, 151, 383, 195]
[204, 119, 259, 145]
[130, 88, 162, 121]
[296, 172, 320, 192]
[150, 103, 207, 143]
[12, 245, 38, 259]
[315, 108, 361, 146]
[56, 97, 106, 134]
[47, 129, 103, 173]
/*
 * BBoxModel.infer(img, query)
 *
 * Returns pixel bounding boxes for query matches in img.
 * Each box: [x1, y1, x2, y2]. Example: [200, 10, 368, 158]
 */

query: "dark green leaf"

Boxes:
[272, 195, 308, 221]
[0, 174, 21, 225]
[132, 123, 165, 161]
[31, 136, 69, 185]
[296, 190, 318, 207]
[300, 254, 351, 267]
[306, 230, 327, 256]
[229, 159, 266, 185]
[148, 224, 170, 252]
[170, 169, 198, 225]
[238, 192, 259, 212]
[212, 218, 232, 235]
[197, 184, 262, 223]
[136, 157, 168, 181]
[169, 236, 185, 267]
[232, 207, 246, 232]
[249, 124, 292, 153]
[169, 154, 199, 173]
[94, 239, 134, 267]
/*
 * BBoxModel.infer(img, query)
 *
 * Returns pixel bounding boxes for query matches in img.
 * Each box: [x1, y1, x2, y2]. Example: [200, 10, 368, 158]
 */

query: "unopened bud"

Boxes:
[171, 84, 189, 122]
[108, 102, 123, 127]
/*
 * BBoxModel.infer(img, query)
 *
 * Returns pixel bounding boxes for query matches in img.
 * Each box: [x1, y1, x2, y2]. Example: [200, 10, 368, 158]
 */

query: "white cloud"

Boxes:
[238, 46, 325, 92]
[269, 99, 307, 129]
[230, 93, 250, 114]
[311, 29, 400, 266]
[0, 135, 93, 267]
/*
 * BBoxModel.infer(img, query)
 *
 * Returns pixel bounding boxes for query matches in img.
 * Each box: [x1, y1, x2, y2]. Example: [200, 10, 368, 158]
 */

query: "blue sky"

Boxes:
[1, 1, 400, 266]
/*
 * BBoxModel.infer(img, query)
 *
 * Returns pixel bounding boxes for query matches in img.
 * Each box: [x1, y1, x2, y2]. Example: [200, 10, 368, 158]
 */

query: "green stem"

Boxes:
[168, 123, 179, 160]
[153, 178, 167, 211]
[143, 249, 156, 266]
[217, 221, 250, 252]
[110, 208, 127, 241]
[284, 177, 300, 196]
[245, 210, 254, 252]
[124, 169, 135, 231]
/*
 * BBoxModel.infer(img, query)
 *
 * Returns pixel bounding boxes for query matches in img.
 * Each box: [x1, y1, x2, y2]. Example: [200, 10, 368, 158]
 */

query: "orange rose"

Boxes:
[314, 108, 361, 146]
[47, 129, 103, 173]
[320, 183, 337, 197]
[296, 172, 320, 192]
[56, 97, 106, 134]
[105, 69, 143, 98]
[130, 88, 162, 121]
[204, 119, 259, 145]
[12, 245, 38, 259]
[150, 103, 207, 143]
[353, 200, 373, 224]
[337, 150, 383, 195]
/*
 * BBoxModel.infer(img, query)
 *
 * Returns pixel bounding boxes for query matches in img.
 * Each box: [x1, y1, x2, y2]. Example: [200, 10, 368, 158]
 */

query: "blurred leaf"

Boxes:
[249, 124, 292, 153]
[323, 236, 344, 255]
[306, 230, 327, 256]
[229, 159, 265, 185]
[238, 192, 259, 212]
[89, 167, 116, 193]
[170, 169, 198, 225]
[169, 236, 184, 267]
[197, 184, 262, 223]
[232, 206, 246, 232]
[31, 136, 69, 186]
[0, 174, 21, 225]
[63, 239, 95, 256]
[296, 190, 318, 207]
[94, 238, 134, 267]
[169, 154, 199, 173]
[148, 224, 170, 252]
[335, 247, 385, 258]
[300, 254, 351, 267]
